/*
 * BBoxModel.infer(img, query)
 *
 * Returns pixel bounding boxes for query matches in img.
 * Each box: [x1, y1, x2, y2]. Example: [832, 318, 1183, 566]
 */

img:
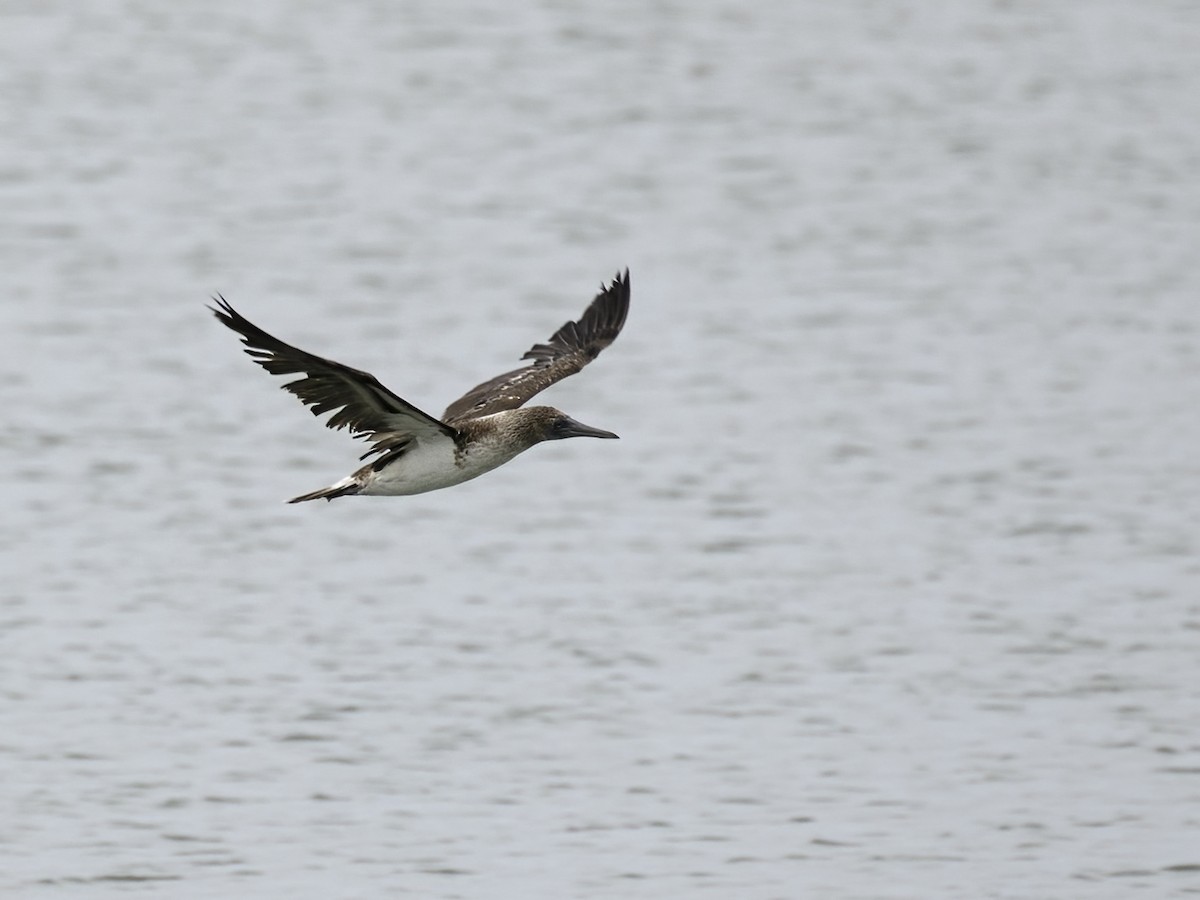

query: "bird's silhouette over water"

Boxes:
[211, 270, 629, 503]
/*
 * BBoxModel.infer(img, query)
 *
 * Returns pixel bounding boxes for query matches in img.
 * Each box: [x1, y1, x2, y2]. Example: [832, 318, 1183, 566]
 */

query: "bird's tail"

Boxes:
[288, 477, 362, 504]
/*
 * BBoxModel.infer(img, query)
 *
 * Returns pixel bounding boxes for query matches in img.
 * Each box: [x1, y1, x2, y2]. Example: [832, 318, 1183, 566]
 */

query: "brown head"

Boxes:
[510, 406, 619, 445]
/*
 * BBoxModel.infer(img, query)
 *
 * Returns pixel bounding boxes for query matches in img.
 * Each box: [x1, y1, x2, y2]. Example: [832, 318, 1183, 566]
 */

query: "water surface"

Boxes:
[2, 1, 1199, 897]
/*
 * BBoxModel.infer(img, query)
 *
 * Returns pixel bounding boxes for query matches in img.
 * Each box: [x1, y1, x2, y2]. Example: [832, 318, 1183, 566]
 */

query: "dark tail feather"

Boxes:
[287, 482, 361, 504]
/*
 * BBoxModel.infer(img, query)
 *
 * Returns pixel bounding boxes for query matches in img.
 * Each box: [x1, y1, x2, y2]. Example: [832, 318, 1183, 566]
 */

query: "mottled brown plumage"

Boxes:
[441, 270, 630, 422]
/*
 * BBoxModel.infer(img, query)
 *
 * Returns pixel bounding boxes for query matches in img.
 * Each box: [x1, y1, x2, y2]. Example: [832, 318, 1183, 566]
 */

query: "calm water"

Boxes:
[3, 1, 1199, 897]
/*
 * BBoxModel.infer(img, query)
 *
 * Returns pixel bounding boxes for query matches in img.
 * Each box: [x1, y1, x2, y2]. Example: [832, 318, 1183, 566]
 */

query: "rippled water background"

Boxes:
[3, 1, 1199, 897]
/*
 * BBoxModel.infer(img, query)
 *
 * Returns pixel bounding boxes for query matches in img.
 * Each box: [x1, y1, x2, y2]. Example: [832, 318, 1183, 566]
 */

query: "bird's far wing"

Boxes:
[441, 270, 630, 424]
[211, 296, 458, 458]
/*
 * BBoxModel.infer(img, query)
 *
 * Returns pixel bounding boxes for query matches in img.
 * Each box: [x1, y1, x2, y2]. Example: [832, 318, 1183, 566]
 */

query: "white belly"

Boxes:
[359, 435, 528, 496]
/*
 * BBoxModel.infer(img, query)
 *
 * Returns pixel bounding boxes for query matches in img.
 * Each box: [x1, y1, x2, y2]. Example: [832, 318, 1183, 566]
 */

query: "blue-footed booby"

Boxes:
[211, 270, 629, 503]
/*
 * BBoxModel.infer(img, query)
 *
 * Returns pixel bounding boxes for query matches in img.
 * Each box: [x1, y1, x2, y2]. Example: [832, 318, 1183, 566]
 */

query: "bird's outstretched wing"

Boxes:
[441, 270, 630, 424]
[211, 296, 458, 459]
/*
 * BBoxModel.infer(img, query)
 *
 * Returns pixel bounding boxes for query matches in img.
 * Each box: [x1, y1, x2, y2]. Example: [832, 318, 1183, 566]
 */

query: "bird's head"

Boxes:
[525, 406, 619, 442]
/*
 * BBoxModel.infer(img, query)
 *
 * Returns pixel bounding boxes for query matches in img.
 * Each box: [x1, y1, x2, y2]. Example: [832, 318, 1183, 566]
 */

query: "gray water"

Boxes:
[3, 1, 1199, 897]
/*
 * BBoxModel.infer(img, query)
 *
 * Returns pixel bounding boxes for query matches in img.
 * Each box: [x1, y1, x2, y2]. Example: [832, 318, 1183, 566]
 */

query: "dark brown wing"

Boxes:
[211, 296, 458, 459]
[441, 270, 630, 424]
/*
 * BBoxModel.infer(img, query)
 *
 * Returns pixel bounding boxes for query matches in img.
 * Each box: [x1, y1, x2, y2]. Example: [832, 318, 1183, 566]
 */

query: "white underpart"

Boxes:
[356, 427, 531, 497]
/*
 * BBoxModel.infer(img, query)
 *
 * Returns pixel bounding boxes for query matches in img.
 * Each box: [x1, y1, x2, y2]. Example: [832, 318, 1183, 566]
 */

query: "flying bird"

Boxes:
[211, 270, 629, 503]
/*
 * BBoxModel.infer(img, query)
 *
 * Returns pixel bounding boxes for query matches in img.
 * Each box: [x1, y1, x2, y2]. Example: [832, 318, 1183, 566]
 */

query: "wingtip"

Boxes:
[599, 268, 631, 332]
[209, 293, 235, 319]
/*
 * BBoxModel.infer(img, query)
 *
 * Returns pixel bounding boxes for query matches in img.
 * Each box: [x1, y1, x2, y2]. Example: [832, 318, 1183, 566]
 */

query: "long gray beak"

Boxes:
[558, 416, 619, 440]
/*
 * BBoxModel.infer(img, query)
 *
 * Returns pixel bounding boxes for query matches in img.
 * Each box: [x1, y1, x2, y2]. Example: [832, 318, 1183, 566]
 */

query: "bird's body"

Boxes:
[290, 408, 582, 501]
[211, 271, 629, 503]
